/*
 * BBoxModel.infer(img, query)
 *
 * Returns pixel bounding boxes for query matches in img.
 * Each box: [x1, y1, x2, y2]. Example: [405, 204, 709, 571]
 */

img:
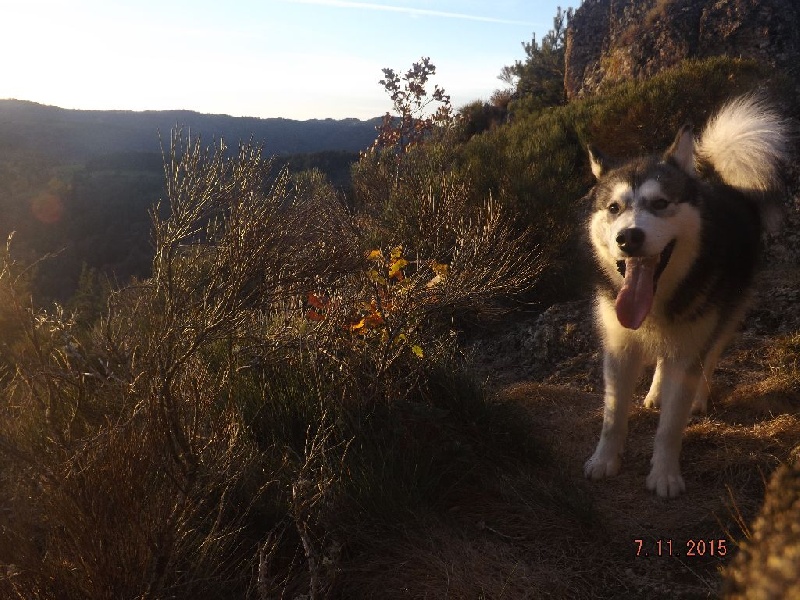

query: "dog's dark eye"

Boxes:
[608, 202, 621, 215]
[651, 198, 670, 210]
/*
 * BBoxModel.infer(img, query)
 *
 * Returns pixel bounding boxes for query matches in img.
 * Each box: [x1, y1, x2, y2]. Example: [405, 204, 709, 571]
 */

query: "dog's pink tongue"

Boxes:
[615, 257, 658, 330]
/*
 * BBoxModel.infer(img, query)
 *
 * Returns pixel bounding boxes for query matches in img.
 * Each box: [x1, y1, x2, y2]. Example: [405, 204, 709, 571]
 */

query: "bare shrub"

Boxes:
[372, 57, 453, 154]
[0, 127, 544, 598]
[0, 133, 363, 599]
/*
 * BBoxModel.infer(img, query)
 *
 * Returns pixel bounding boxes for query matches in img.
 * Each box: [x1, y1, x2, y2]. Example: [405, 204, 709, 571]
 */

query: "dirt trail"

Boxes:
[500, 378, 798, 598]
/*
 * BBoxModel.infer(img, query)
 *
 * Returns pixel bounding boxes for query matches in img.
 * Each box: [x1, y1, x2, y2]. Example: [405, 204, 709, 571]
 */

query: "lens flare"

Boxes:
[30, 191, 65, 224]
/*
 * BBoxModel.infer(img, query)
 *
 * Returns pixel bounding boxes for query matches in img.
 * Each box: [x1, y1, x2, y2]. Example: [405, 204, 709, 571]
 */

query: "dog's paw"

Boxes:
[584, 452, 621, 480]
[643, 390, 661, 409]
[646, 464, 686, 497]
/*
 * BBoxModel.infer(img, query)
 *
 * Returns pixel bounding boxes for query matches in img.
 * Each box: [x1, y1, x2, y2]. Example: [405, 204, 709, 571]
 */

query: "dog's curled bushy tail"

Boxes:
[697, 94, 791, 229]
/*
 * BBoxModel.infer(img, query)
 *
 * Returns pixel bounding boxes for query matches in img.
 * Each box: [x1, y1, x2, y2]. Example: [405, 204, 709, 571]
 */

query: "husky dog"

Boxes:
[583, 95, 790, 497]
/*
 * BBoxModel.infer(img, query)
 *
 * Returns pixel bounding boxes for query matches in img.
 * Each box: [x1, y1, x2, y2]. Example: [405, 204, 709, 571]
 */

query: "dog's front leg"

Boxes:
[585, 344, 644, 480]
[646, 358, 700, 497]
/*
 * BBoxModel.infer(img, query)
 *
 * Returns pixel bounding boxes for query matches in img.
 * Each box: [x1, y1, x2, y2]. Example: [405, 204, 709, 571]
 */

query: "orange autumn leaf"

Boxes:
[349, 317, 366, 332]
[307, 293, 329, 310]
[364, 312, 385, 327]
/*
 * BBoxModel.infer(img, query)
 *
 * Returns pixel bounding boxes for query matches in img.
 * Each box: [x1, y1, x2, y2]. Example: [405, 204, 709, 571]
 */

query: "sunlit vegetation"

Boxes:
[0, 6, 797, 593]
[0, 112, 550, 596]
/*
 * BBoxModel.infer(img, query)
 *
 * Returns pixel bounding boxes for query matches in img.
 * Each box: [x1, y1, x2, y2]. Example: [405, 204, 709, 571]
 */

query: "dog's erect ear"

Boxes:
[587, 144, 607, 179]
[663, 124, 695, 175]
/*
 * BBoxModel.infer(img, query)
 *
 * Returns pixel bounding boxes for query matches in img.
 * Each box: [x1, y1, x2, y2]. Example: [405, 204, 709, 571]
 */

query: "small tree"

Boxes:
[499, 7, 573, 109]
[372, 57, 453, 153]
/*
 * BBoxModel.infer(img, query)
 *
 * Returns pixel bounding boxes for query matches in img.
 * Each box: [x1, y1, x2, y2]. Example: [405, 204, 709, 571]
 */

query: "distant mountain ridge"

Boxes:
[0, 99, 382, 162]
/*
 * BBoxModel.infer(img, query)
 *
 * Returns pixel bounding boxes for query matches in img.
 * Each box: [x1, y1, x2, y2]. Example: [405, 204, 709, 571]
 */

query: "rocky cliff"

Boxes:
[565, 0, 800, 99]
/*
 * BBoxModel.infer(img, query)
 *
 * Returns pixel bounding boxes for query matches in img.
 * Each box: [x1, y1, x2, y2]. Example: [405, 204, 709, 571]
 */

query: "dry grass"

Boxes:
[339, 526, 600, 599]
[495, 386, 795, 597]
[324, 346, 798, 599]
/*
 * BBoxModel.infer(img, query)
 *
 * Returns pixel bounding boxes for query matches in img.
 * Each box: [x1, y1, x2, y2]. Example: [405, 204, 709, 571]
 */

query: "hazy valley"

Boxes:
[0, 99, 377, 299]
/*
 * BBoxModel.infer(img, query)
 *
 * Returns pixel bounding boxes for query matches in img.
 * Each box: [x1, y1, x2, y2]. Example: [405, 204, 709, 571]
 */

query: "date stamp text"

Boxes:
[634, 538, 728, 558]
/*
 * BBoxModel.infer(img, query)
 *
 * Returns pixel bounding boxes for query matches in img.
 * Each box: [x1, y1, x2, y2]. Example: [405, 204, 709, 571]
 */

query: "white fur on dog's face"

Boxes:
[589, 177, 702, 295]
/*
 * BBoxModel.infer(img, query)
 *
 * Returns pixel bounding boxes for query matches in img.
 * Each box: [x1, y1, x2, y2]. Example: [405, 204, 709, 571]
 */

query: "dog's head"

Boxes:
[587, 126, 702, 330]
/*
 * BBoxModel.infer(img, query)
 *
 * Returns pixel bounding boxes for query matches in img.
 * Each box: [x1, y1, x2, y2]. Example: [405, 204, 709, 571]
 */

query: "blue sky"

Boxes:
[1, 0, 578, 120]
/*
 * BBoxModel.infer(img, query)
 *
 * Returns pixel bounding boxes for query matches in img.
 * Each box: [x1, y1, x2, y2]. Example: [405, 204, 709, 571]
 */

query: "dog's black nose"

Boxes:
[616, 228, 645, 254]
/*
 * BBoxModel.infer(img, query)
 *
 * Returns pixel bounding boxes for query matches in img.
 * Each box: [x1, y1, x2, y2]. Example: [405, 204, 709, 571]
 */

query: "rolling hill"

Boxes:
[0, 99, 382, 162]
[0, 100, 381, 300]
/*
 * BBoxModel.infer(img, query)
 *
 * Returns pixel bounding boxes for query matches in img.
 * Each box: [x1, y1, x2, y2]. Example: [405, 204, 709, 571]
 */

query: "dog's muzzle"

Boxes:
[616, 239, 676, 283]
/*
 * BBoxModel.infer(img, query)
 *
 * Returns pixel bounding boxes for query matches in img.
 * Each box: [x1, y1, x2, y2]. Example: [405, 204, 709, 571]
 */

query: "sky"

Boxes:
[1, 0, 577, 121]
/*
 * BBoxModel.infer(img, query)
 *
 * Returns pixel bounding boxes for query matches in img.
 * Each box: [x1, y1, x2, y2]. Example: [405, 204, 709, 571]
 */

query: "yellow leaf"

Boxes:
[367, 249, 384, 261]
[368, 269, 387, 285]
[390, 245, 403, 260]
[411, 345, 424, 358]
[349, 318, 366, 332]
[389, 258, 409, 279]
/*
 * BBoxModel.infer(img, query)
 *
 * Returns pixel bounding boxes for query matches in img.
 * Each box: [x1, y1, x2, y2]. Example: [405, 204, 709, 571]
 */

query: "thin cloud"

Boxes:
[281, 0, 540, 26]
